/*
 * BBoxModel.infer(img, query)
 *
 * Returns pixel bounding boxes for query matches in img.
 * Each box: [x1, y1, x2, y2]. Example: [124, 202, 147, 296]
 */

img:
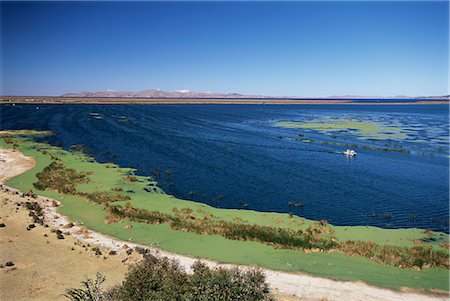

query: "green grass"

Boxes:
[1, 131, 449, 291]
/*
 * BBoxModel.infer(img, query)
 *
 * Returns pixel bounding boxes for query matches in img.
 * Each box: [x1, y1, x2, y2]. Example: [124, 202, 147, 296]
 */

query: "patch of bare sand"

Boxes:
[0, 147, 36, 184]
[0, 147, 448, 301]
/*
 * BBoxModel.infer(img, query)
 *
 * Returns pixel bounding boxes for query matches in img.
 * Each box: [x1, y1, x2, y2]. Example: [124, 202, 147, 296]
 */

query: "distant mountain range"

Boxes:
[62, 89, 269, 99]
[61, 89, 450, 100]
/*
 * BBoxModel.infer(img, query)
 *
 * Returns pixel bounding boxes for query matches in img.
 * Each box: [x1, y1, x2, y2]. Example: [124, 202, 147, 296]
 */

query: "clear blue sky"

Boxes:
[1, 1, 448, 97]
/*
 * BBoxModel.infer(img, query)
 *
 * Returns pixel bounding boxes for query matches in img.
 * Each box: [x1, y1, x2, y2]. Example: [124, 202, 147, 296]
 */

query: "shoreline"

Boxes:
[0, 147, 448, 300]
[1, 96, 448, 105]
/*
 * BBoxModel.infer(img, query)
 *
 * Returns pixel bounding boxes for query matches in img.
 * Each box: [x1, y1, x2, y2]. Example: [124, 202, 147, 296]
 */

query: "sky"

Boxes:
[1, 1, 448, 97]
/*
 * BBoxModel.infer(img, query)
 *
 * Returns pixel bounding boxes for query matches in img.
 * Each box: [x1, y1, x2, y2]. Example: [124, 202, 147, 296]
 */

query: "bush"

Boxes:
[67, 257, 274, 301]
[120, 257, 189, 301]
[65, 273, 107, 301]
[187, 261, 273, 301]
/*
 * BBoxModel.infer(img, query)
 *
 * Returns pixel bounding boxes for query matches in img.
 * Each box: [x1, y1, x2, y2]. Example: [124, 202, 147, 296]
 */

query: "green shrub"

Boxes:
[65, 273, 106, 301]
[187, 261, 273, 301]
[67, 258, 273, 301]
[120, 257, 189, 301]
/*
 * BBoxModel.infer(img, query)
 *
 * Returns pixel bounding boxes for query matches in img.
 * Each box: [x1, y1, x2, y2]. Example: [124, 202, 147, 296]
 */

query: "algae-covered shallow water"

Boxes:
[1, 104, 448, 232]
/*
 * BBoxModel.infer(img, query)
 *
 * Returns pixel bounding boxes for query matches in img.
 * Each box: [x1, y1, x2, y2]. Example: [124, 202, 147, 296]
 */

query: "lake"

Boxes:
[1, 103, 448, 232]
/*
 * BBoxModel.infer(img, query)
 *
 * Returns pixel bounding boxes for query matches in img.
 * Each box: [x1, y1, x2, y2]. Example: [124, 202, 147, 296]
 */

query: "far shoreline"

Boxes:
[1, 96, 449, 105]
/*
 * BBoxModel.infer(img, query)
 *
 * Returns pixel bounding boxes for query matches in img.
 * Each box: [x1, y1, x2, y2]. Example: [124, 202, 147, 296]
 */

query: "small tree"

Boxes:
[65, 273, 106, 301]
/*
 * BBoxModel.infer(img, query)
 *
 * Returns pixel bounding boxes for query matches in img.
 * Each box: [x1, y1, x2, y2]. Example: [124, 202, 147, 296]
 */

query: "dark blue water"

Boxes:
[1, 104, 448, 232]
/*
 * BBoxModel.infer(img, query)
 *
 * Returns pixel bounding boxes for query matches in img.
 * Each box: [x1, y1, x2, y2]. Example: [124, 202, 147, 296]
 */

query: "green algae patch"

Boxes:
[1, 130, 449, 292]
[275, 115, 449, 158]
[276, 119, 406, 140]
[0, 129, 53, 137]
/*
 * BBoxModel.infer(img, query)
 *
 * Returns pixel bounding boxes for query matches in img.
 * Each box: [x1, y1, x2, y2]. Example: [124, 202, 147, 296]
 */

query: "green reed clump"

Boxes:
[171, 219, 336, 251]
[124, 175, 139, 182]
[33, 161, 90, 194]
[106, 204, 337, 251]
[104, 203, 449, 270]
[341, 241, 449, 269]
[3, 137, 19, 148]
[80, 191, 131, 204]
[105, 203, 172, 224]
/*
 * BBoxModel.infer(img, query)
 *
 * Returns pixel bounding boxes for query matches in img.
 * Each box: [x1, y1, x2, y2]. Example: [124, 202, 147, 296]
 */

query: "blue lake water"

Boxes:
[1, 104, 449, 232]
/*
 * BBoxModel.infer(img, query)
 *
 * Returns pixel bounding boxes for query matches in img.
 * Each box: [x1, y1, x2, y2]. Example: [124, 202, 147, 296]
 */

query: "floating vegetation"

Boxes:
[286, 137, 314, 143]
[287, 201, 304, 208]
[321, 141, 411, 154]
[0, 129, 53, 137]
[32, 158, 133, 205]
[299, 139, 313, 143]
[33, 161, 91, 194]
[105, 203, 449, 270]
[124, 175, 139, 182]
[106, 203, 338, 251]
[275, 114, 449, 157]
[70, 144, 95, 156]
[383, 213, 393, 220]
[276, 119, 406, 140]
[80, 191, 131, 204]
[118, 116, 129, 123]
[89, 112, 103, 120]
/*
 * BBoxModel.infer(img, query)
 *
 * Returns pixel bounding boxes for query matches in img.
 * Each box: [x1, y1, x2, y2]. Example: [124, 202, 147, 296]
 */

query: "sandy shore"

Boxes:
[0, 147, 448, 301]
[0, 148, 35, 184]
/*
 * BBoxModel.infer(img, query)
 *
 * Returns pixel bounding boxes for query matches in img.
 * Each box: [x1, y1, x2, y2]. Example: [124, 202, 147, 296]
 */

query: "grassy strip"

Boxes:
[106, 203, 449, 270]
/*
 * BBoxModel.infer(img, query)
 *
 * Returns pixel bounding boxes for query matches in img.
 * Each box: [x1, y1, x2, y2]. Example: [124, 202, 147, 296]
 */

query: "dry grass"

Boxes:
[105, 203, 450, 270]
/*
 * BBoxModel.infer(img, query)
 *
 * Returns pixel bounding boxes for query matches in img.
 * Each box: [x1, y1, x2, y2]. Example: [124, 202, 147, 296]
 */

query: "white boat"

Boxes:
[343, 149, 357, 156]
